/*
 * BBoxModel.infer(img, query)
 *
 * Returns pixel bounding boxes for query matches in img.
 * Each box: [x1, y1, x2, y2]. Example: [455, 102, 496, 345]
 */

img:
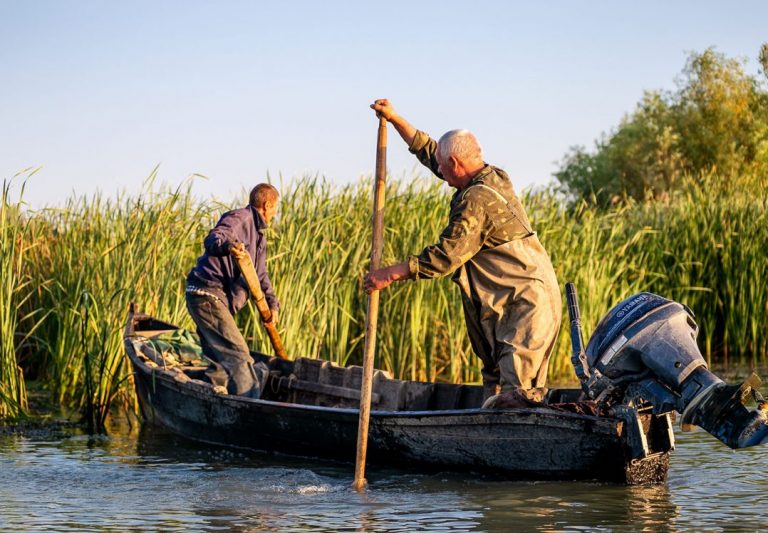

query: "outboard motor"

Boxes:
[566, 283, 768, 449]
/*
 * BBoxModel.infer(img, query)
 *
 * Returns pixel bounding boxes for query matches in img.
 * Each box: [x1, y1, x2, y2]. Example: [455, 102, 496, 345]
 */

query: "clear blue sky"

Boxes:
[2, 1, 766, 207]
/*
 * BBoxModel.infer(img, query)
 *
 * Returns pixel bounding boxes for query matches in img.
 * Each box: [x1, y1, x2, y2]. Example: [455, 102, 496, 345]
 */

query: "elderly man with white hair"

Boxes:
[364, 99, 562, 404]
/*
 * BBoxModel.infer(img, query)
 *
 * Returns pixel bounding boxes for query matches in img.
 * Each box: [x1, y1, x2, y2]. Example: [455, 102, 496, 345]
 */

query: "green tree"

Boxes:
[556, 47, 768, 205]
[674, 49, 759, 177]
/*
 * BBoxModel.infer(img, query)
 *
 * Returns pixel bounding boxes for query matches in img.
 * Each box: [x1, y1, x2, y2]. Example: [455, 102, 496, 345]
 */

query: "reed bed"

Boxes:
[1, 177, 31, 418]
[17, 170, 212, 427]
[2, 171, 766, 424]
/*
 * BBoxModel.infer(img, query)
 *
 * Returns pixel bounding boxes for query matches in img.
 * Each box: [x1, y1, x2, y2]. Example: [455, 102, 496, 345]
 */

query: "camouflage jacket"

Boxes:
[407, 130, 534, 279]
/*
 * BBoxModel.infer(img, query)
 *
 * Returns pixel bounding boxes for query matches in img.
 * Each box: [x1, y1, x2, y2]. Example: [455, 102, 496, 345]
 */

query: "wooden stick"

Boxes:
[353, 116, 387, 492]
[232, 244, 289, 360]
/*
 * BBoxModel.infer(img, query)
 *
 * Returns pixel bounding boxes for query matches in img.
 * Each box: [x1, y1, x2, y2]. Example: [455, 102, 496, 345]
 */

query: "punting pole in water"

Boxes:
[353, 116, 387, 492]
[232, 244, 289, 360]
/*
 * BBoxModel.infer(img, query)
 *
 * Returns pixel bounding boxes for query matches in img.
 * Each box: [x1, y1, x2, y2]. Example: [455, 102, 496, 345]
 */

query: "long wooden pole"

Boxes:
[232, 244, 289, 360]
[353, 116, 387, 491]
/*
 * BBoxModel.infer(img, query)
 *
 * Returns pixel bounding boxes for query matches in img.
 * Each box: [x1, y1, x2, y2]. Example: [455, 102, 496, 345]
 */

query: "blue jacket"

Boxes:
[187, 205, 279, 315]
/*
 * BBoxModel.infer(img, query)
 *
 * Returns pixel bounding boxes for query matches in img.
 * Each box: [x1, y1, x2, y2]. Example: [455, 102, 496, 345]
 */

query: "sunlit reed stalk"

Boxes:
[22, 170, 210, 429]
[0, 174, 37, 419]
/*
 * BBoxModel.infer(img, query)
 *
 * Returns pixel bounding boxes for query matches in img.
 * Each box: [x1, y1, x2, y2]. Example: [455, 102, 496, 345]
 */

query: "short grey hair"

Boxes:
[437, 129, 483, 164]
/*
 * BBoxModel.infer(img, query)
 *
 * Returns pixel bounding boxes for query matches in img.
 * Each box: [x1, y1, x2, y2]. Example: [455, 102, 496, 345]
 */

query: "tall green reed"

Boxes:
[23, 171, 211, 429]
[0, 173, 46, 419]
[6, 170, 767, 427]
[537, 171, 768, 372]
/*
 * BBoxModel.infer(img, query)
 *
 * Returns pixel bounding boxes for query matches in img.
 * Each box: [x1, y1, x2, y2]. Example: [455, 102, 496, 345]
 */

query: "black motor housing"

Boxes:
[586, 293, 707, 389]
[573, 288, 768, 449]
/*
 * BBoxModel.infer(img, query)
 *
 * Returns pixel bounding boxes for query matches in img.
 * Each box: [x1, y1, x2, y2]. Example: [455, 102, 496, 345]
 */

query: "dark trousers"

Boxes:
[185, 291, 260, 397]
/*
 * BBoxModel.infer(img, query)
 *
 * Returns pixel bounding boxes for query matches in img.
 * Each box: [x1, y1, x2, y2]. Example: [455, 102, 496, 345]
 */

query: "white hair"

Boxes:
[437, 129, 483, 164]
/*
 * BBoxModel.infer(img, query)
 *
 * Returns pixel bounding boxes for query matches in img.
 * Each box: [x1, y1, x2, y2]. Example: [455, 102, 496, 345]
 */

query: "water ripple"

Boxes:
[2, 424, 768, 531]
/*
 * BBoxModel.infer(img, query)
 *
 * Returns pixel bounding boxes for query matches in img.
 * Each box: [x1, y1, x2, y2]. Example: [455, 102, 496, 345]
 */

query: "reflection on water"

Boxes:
[1, 422, 767, 531]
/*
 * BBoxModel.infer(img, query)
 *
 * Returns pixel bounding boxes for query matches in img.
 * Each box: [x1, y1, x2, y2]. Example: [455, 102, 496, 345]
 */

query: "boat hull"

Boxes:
[128, 339, 670, 484]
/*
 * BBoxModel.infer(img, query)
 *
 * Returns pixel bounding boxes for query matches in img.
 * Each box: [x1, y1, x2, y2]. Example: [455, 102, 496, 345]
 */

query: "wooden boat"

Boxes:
[124, 306, 674, 484]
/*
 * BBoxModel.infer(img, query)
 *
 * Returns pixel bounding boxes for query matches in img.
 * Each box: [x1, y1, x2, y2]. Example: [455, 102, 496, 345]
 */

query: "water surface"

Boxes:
[2, 420, 767, 531]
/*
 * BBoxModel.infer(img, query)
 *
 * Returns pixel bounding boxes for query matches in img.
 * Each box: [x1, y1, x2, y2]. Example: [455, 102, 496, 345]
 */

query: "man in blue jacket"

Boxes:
[186, 183, 281, 397]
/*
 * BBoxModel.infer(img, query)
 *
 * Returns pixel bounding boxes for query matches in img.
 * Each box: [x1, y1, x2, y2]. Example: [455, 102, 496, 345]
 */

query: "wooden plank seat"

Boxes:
[271, 375, 380, 405]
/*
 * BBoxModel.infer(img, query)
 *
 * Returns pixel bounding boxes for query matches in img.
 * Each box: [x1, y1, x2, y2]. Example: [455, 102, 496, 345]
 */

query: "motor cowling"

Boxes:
[567, 286, 768, 449]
